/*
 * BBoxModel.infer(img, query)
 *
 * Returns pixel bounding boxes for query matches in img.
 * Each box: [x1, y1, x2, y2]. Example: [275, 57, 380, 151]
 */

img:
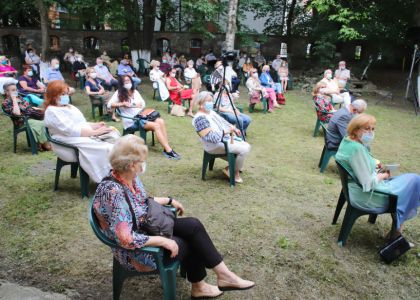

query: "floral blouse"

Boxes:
[93, 171, 157, 271]
[314, 94, 334, 123]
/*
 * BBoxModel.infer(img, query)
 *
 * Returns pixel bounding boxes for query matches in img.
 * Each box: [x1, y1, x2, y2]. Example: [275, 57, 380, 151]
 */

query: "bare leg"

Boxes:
[187, 99, 194, 116]
[213, 261, 254, 290]
[143, 122, 172, 152]
[191, 281, 222, 298]
[154, 118, 168, 141]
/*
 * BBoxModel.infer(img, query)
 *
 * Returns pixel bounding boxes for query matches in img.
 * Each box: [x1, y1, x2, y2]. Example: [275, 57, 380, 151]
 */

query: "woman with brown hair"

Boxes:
[312, 81, 335, 123]
[44, 80, 116, 183]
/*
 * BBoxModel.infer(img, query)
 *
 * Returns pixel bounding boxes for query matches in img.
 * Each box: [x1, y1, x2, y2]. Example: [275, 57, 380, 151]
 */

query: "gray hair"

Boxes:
[109, 134, 148, 173]
[3, 82, 16, 93]
[187, 60, 194, 67]
[351, 99, 367, 113]
[194, 91, 213, 108]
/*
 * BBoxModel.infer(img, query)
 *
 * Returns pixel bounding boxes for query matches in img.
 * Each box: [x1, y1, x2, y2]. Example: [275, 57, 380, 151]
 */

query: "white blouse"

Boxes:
[149, 68, 165, 82]
[108, 90, 146, 129]
[44, 105, 88, 137]
[184, 67, 198, 79]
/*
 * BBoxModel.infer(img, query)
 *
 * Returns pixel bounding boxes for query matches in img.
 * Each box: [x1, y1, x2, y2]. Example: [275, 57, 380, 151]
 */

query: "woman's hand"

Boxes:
[171, 199, 184, 216]
[377, 172, 390, 181]
[163, 238, 179, 258]
[94, 126, 113, 136]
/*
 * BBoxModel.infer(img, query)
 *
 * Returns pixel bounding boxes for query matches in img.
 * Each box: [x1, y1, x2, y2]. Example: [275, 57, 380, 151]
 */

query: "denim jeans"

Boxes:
[219, 112, 252, 134]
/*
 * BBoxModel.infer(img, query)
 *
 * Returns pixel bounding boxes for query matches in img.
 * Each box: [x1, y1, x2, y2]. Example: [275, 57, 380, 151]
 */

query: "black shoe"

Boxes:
[163, 150, 181, 160]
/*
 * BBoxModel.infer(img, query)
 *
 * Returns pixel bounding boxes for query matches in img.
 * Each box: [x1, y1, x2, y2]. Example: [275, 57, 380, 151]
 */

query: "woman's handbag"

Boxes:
[170, 104, 186, 117]
[379, 235, 411, 264]
[139, 108, 161, 122]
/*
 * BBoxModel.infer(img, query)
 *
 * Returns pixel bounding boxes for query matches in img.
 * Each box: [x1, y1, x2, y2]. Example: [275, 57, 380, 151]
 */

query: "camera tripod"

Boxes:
[213, 59, 246, 140]
[404, 45, 420, 115]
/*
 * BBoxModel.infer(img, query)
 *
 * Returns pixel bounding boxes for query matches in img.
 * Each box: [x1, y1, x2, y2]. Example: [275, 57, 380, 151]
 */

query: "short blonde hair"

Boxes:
[194, 91, 213, 108]
[150, 60, 160, 68]
[347, 113, 376, 138]
[109, 135, 148, 173]
[262, 65, 270, 72]
[312, 81, 327, 97]
[86, 67, 95, 77]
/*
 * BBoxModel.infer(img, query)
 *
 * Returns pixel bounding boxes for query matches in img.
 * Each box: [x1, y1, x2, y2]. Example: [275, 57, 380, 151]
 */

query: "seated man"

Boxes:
[2, 82, 50, 151]
[320, 69, 351, 106]
[334, 60, 351, 90]
[44, 58, 75, 94]
[94, 57, 118, 91]
[326, 99, 367, 150]
[18, 65, 46, 99]
[117, 59, 141, 88]
[72, 55, 87, 82]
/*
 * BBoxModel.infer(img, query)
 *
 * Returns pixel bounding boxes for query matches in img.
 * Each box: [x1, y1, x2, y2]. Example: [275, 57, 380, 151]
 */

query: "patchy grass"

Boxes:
[0, 77, 419, 299]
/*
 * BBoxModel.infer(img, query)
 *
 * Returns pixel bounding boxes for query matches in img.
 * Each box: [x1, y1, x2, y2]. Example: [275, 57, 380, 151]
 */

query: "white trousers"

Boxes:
[331, 92, 351, 106]
[206, 140, 251, 171]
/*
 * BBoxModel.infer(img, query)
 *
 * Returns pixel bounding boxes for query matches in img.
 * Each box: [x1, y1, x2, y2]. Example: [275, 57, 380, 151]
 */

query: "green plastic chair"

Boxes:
[318, 123, 337, 173]
[88, 95, 106, 120]
[88, 197, 180, 300]
[45, 128, 90, 198]
[1, 107, 38, 155]
[137, 58, 150, 75]
[152, 82, 161, 101]
[248, 91, 268, 114]
[332, 161, 398, 246]
[116, 108, 155, 146]
[202, 140, 237, 187]
[313, 106, 329, 137]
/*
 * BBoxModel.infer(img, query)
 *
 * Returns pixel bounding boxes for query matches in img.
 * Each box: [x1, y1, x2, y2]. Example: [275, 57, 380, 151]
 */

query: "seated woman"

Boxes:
[18, 65, 46, 105]
[313, 81, 335, 123]
[242, 58, 253, 81]
[44, 80, 116, 183]
[184, 60, 202, 95]
[108, 75, 181, 160]
[320, 69, 351, 106]
[193, 91, 251, 183]
[0, 55, 18, 94]
[93, 135, 254, 298]
[2, 82, 50, 151]
[165, 68, 194, 117]
[149, 60, 170, 101]
[84, 67, 117, 122]
[214, 89, 252, 136]
[335, 114, 420, 242]
[259, 65, 282, 108]
[246, 68, 275, 112]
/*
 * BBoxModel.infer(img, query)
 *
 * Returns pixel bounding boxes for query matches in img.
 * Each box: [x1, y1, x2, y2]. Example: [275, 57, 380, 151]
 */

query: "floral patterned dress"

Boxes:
[314, 94, 334, 123]
[93, 171, 157, 271]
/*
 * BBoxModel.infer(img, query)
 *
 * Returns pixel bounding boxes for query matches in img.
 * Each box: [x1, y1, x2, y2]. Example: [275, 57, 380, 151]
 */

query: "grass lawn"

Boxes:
[0, 77, 419, 299]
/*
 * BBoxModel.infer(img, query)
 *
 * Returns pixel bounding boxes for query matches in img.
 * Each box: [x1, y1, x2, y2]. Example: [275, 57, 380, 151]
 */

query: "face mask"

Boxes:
[265, 70, 270, 73]
[326, 73, 332, 79]
[217, 66, 224, 71]
[55, 64, 60, 70]
[91, 73, 97, 79]
[97, 63, 103, 67]
[60, 95, 70, 105]
[124, 83, 132, 90]
[27, 70, 33, 77]
[1, 60, 7, 65]
[11, 91, 18, 97]
[170, 73, 176, 78]
[204, 101, 213, 112]
[162, 59, 167, 63]
[140, 161, 147, 174]
[252, 73, 259, 78]
[361, 131, 374, 146]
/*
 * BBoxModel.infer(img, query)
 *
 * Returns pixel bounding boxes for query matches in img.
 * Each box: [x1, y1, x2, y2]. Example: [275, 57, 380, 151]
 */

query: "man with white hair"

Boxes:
[334, 60, 350, 89]
[326, 99, 367, 150]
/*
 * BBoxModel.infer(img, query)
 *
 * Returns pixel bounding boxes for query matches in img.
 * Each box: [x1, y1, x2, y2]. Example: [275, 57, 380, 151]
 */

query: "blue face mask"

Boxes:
[361, 131, 374, 146]
[204, 102, 214, 112]
[60, 95, 70, 105]
[1, 60, 7, 65]
[27, 70, 33, 77]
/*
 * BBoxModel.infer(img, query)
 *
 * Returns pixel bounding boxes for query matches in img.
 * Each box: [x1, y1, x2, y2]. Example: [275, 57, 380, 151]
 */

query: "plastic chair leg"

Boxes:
[248, 104, 254, 113]
[13, 130, 18, 153]
[151, 132, 155, 146]
[140, 129, 147, 144]
[227, 154, 236, 187]
[313, 119, 321, 137]
[318, 146, 326, 168]
[332, 190, 346, 224]
[208, 157, 216, 171]
[337, 206, 366, 246]
[368, 214, 378, 224]
[70, 163, 78, 178]
[112, 258, 126, 300]
[54, 158, 65, 191]
[202, 152, 210, 180]
[263, 98, 268, 113]
[79, 167, 90, 198]
[162, 268, 177, 300]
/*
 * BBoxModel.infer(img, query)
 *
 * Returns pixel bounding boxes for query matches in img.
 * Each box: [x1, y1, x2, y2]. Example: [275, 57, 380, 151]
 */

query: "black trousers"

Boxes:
[163, 217, 223, 283]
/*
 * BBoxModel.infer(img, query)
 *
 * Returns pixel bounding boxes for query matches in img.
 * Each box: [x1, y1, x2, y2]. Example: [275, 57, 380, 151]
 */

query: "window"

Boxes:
[84, 36, 99, 50]
[50, 35, 60, 51]
[190, 39, 202, 49]
[355, 46, 362, 60]
[156, 38, 171, 57]
[1, 35, 20, 55]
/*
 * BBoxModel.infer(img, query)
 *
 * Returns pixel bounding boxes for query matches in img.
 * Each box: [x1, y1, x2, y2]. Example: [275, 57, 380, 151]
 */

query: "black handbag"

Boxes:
[379, 235, 411, 264]
[139, 108, 161, 122]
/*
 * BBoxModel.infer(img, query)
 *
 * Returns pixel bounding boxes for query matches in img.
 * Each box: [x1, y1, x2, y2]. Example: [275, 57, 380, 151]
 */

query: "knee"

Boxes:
[189, 217, 205, 233]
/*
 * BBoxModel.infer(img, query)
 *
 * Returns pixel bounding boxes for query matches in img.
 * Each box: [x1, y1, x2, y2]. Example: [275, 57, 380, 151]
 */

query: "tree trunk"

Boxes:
[286, 0, 297, 36]
[36, 0, 49, 59]
[225, 0, 239, 51]
[141, 0, 157, 60]
[122, 0, 141, 50]
[280, 0, 287, 36]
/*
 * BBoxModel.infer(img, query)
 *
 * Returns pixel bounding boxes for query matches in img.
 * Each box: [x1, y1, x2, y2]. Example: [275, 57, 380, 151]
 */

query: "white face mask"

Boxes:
[124, 83, 132, 90]
[141, 161, 147, 174]
[11, 91, 18, 98]
[91, 73, 97, 79]
[252, 73, 258, 78]
[170, 73, 176, 78]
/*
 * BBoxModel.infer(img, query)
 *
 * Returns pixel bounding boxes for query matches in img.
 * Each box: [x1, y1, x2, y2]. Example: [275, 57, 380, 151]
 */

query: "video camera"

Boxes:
[221, 50, 238, 66]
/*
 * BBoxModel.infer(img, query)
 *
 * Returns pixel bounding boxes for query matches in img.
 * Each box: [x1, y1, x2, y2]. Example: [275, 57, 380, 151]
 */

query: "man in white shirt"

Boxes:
[94, 57, 118, 91]
[334, 61, 351, 89]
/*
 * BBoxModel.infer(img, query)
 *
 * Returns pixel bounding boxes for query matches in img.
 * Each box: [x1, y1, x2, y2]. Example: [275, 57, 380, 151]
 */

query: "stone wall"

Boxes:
[0, 27, 410, 69]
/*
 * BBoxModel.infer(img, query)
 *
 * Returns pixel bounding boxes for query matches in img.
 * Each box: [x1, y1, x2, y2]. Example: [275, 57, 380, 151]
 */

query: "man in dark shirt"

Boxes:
[326, 99, 367, 150]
